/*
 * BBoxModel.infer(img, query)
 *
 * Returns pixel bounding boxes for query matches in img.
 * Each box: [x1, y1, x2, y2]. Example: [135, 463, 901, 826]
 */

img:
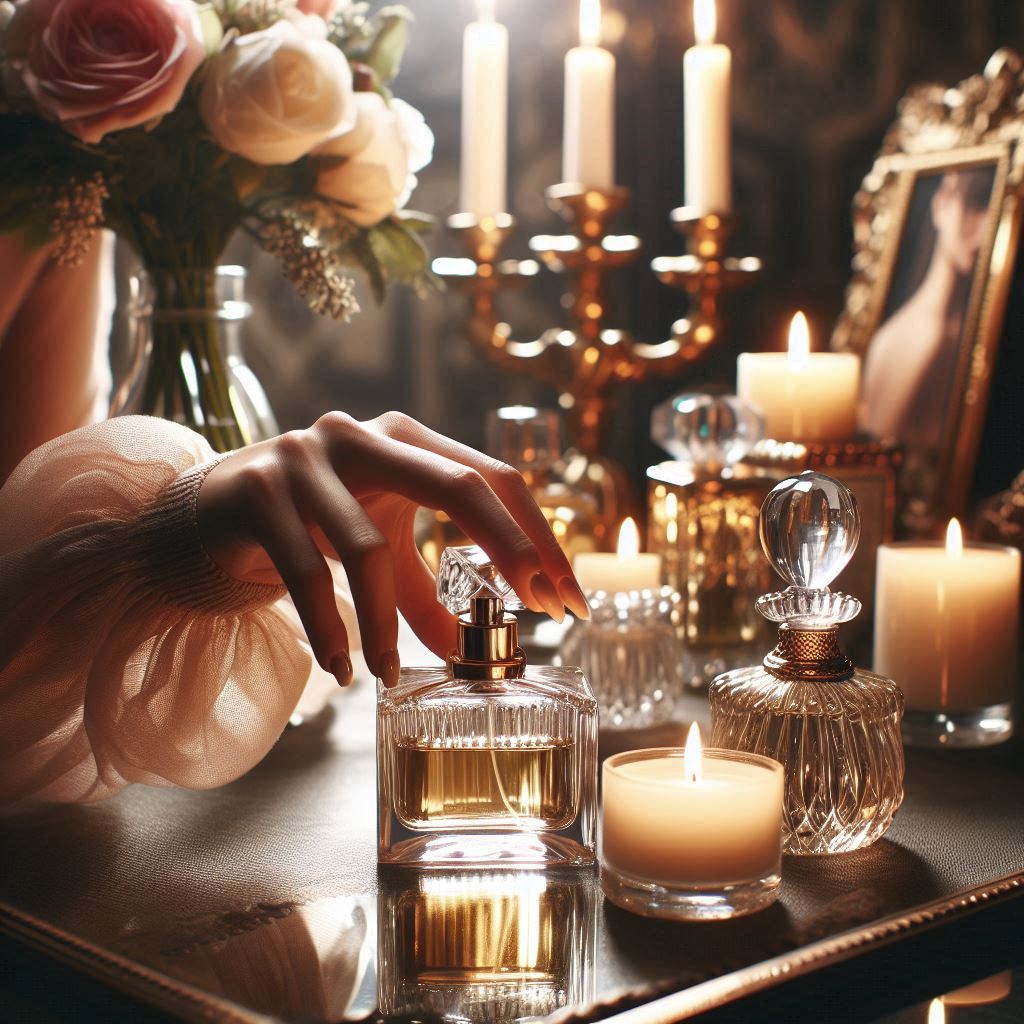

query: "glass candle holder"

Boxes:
[874, 532, 1020, 748]
[378, 870, 596, 1024]
[558, 587, 684, 729]
[600, 745, 784, 921]
[648, 394, 777, 688]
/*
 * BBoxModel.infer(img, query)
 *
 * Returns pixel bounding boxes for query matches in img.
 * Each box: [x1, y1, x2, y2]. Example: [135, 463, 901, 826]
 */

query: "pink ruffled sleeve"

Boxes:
[0, 416, 315, 805]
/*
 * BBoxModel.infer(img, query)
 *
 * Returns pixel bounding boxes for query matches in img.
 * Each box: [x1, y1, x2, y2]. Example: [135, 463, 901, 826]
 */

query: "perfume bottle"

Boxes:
[378, 546, 599, 867]
[709, 471, 905, 855]
[647, 393, 777, 685]
[378, 870, 596, 1023]
[487, 406, 598, 561]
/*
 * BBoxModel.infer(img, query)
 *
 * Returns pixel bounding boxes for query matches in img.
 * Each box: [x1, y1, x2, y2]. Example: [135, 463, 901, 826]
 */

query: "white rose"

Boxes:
[315, 92, 433, 226]
[199, 19, 355, 166]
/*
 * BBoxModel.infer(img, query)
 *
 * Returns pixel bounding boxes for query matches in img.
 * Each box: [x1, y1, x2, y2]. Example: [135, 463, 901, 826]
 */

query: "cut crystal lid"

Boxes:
[756, 471, 862, 628]
[650, 393, 763, 470]
[437, 545, 525, 615]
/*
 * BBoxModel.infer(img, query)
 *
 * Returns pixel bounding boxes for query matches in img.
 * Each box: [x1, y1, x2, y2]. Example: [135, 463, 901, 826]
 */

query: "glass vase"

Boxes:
[111, 266, 279, 451]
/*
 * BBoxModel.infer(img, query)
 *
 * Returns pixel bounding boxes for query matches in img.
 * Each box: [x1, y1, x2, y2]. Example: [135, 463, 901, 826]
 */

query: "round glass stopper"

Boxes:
[650, 393, 763, 469]
[759, 472, 860, 589]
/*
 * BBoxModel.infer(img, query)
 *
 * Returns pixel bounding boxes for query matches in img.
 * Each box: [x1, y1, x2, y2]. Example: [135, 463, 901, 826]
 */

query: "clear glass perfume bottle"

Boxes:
[378, 870, 596, 1023]
[378, 546, 599, 867]
[648, 394, 778, 687]
[709, 472, 905, 855]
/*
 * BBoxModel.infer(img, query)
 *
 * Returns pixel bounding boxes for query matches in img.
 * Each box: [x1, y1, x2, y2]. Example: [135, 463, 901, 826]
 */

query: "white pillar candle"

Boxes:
[562, 0, 615, 187]
[683, 0, 731, 214]
[602, 727, 783, 886]
[736, 311, 860, 443]
[460, 0, 508, 216]
[573, 518, 661, 592]
[875, 520, 1021, 712]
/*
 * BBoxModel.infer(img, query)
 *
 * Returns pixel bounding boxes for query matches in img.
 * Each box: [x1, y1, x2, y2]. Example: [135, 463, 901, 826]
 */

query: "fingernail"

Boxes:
[529, 572, 565, 623]
[331, 651, 353, 687]
[379, 649, 400, 688]
[558, 576, 591, 619]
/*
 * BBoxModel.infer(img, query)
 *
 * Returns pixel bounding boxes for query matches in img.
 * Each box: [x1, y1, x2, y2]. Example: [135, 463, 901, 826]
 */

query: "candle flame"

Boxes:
[694, 0, 716, 45]
[579, 0, 601, 46]
[684, 722, 703, 784]
[787, 311, 811, 371]
[945, 518, 963, 557]
[476, 0, 495, 23]
[616, 517, 640, 558]
[927, 1000, 945, 1024]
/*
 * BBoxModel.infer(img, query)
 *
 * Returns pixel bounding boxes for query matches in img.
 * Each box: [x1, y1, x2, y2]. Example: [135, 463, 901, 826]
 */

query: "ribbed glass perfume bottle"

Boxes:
[709, 472, 905, 855]
[378, 547, 598, 867]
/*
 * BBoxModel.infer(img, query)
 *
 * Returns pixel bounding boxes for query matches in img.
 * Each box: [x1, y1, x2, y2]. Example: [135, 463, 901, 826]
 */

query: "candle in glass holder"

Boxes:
[684, 0, 731, 214]
[601, 725, 784, 920]
[875, 519, 1020, 747]
[460, 0, 508, 216]
[736, 312, 860, 443]
[563, 0, 615, 187]
[573, 518, 660, 592]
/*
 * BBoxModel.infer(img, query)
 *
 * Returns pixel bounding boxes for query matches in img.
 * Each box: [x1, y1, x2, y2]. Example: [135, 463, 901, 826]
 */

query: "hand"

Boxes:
[196, 411, 589, 687]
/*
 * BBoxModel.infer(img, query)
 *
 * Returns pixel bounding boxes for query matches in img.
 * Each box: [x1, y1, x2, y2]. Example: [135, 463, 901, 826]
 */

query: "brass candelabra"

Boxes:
[433, 186, 761, 548]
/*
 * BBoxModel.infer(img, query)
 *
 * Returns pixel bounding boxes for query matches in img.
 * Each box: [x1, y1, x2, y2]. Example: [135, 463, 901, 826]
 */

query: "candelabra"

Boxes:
[433, 187, 760, 548]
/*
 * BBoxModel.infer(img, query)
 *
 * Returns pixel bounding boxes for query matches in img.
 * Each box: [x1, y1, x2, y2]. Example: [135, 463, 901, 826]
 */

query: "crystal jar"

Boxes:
[558, 586, 684, 729]
[709, 472, 905, 855]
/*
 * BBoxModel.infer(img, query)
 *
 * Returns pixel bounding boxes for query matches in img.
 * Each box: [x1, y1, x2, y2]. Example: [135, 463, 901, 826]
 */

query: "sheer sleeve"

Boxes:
[0, 415, 345, 806]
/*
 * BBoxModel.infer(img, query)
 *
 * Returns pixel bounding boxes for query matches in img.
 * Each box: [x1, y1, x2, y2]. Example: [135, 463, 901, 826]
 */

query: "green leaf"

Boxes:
[362, 12, 408, 84]
[394, 209, 436, 234]
[348, 232, 387, 303]
[368, 216, 429, 281]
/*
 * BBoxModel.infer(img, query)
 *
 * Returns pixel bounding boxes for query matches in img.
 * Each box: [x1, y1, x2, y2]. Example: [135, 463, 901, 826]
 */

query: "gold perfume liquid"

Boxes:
[394, 740, 576, 829]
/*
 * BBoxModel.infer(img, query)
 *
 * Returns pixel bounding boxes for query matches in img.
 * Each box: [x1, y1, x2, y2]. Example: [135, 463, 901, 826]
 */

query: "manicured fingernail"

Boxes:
[331, 651, 353, 687]
[559, 577, 591, 619]
[530, 572, 565, 623]
[379, 649, 400, 688]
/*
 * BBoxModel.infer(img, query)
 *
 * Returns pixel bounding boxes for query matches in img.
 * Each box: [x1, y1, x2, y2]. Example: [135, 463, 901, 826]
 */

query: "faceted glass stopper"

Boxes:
[759, 471, 860, 589]
[437, 545, 524, 615]
[650, 393, 763, 469]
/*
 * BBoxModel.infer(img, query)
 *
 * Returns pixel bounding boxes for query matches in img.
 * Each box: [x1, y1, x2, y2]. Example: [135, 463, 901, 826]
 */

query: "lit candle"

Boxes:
[562, 0, 616, 188]
[601, 726, 784, 905]
[573, 518, 661, 593]
[875, 519, 1021, 717]
[736, 312, 860, 443]
[684, 0, 731, 213]
[460, 0, 508, 216]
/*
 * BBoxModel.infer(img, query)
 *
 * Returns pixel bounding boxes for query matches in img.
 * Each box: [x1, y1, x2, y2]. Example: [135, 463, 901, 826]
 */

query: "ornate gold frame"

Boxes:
[831, 49, 1024, 532]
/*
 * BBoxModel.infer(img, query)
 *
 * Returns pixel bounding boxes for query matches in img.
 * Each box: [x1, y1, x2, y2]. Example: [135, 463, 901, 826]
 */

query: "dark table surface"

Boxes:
[1, 657, 1023, 1024]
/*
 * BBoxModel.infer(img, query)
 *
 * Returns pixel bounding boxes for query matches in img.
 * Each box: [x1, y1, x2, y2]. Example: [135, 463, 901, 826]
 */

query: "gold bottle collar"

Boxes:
[448, 596, 526, 681]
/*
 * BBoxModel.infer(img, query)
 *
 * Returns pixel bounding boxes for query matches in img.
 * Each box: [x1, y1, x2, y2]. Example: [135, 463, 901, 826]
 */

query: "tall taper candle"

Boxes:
[563, 0, 615, 188]
[683, 0, 731, 213]
[460, 0, 508, 216]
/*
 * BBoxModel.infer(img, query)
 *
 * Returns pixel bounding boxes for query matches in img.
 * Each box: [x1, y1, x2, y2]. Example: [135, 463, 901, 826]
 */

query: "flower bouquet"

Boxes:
[0, 0, 435, 449]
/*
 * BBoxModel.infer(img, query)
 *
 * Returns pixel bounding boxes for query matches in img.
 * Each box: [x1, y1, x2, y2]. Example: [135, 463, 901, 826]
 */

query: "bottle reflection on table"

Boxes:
[378, 870, 596, 1023]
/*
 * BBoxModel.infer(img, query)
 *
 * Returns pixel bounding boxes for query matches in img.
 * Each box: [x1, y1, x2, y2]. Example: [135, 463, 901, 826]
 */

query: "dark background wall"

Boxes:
[226, 0, 1024, 497]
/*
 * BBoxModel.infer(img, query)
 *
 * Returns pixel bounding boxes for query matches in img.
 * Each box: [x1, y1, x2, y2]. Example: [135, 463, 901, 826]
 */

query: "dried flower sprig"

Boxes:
[256, 207, 361, 321]
[50, 173, 108, 266]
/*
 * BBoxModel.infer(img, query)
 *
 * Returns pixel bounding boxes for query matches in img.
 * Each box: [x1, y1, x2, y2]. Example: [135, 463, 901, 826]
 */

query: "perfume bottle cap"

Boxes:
[486, 406, 561, 472]
[756, 471, 862, 628]
[651, 393, 763, 472]
[438, 546, 527, 681]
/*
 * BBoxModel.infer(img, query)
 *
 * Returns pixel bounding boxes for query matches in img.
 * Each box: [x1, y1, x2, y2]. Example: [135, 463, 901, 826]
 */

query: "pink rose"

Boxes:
[296, 0, 339, 18]
[8, 0, 205, 144]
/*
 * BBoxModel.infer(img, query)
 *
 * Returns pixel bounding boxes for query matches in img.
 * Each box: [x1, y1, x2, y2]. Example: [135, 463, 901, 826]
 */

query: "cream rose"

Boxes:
[315, 93, 433, 227]
[199, 19, 355, 166]
[7, 0, 205, 144]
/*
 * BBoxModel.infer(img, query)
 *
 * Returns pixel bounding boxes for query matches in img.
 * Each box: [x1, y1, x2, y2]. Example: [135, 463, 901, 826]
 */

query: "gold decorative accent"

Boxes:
[830, 49, 1024, 531]
[763, 625, 854, 682]
[434, 189, 760, 549]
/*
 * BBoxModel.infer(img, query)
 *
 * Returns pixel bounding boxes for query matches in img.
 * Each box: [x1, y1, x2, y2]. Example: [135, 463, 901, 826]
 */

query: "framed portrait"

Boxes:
[831, 51, 1024, 535]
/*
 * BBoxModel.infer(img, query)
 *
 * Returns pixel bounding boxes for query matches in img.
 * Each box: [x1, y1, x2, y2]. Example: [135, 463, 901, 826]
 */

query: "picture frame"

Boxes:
[831, 49, 1024, 535]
